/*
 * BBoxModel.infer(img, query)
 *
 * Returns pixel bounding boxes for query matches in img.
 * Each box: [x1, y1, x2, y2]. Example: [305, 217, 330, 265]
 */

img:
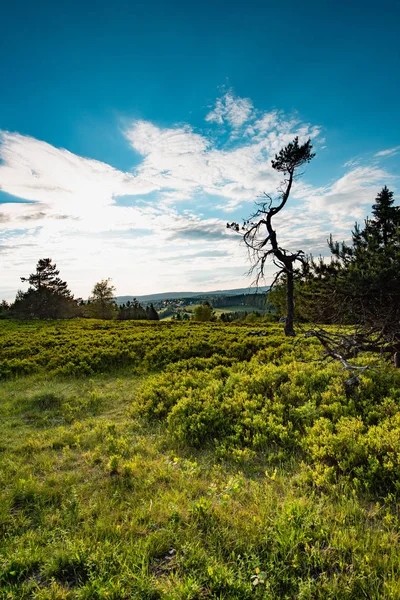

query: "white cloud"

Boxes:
[306, 166, 393, 222]
[205, 91, 254, 128]
[1, 131, 158, 200]
[374, 145, 400, 158]
[0, 130, 243, 298]
[343, 157, 360, 168]
[245, 111, 279, 138]
[125, 121, 209, 157]
[124, 108, 321, 211]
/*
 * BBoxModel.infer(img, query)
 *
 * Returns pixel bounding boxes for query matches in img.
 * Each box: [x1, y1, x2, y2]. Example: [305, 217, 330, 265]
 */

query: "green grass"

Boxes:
[1, 320, 400, 598]
[158, 305, 264, 321]
[212, 305, 264, 314]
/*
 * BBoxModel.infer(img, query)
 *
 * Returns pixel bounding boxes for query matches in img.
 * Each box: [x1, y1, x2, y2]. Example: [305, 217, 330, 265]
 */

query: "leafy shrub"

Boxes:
[0, 320, 279, 380]
[304, 413, 400, 494]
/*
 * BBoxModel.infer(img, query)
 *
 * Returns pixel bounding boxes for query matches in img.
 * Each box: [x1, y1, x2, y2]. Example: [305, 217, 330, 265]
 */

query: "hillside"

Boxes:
[116, 285, 269, 305]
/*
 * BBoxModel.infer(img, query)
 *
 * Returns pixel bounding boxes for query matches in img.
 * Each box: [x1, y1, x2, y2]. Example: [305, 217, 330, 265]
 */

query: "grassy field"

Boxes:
[212, 305, 265, 315]
[1, 320, 400, 599]
[158, 305, 265, 320]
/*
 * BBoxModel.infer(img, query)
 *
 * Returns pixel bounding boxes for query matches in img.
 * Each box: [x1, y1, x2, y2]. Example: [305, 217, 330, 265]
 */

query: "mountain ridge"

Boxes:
[116, 285, 270, 304]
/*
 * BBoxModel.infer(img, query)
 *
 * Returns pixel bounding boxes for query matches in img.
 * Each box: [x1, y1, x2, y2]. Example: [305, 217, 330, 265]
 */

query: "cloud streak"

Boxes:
[374, 146, 400, 158]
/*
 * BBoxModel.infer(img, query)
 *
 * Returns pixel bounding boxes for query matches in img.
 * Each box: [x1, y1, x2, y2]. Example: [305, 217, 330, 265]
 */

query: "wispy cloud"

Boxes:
[374, 145, 400, 158]
[306, 165, 394, 222]
[124, 98, 321, 211]
[343, 157, 360, 168]
[205, 91, 254, 128]
[0, 131, 157, 211]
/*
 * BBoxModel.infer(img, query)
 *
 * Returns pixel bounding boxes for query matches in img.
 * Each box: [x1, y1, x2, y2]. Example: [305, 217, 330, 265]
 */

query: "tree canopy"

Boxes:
[288, 186, 400, 361]
[13, 258, 76, 319]
[117, 299, 159, 321]
[86, 279, 117, 320]
[192, 301, 214, 322]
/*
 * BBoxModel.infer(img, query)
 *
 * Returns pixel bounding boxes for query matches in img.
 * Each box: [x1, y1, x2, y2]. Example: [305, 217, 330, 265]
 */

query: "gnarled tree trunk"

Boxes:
[284, 268, 295, 336]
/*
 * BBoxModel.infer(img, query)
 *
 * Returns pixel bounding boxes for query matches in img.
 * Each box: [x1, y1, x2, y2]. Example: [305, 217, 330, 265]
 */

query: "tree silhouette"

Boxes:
[20, 258, 71, 296]
[146, 303, 160, 320]
[303, 187, 400, 337]
[14, 258, 75, 319]
[294, 187, 400, 368]
[369, 185, 400, 248]
[228, 137, 315, 336]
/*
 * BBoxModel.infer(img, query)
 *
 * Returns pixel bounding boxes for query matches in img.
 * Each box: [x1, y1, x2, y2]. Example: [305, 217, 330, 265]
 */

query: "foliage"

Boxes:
[219, 309, 266, 323]
[118, 299, 159, 321]
[146, 303, 160, 321]
[301, 187, 400, 342]
[12, 258, 77, 319]
[85, 278, 117, 320]
[0, 299, 11, 319]
[2, 319, 400, 598]
[192, 301, 214, 322]
[135, 348, 400, 497]
[0, 319, 274, 379]
[212, 293, 268, 311]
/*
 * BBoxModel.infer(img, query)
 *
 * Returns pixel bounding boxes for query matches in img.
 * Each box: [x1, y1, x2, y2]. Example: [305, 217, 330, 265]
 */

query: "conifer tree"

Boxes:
[0, 300, 10, 319]
[147, 303, 159, 320]
[368, 186, 400, 247]
[301, 187, 400, 348]
[13, 258, 76, 319]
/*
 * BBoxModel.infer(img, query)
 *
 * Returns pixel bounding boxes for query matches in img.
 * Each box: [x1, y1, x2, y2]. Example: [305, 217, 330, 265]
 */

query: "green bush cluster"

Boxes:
[304, 413, 400, 493]
[3, 319, 400, 496]
[135, 356, 400, 495]
[0, 319, 276, 379]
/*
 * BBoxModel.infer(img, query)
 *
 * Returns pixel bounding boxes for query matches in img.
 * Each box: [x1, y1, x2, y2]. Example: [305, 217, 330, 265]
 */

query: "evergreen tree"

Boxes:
[368, 186, 400, 247]
[0, 300, 10, 319]
[13, 258, 76, 319]
[302, 187, 400, 343]
[118, 298, 151, 320]
[20, 258, 71, 296]
[147, 303, 159, 320]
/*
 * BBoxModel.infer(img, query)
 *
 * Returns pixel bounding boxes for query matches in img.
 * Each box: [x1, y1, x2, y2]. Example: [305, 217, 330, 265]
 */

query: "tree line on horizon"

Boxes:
[0, 266, 160, 321]
[0, 263, 272, 324]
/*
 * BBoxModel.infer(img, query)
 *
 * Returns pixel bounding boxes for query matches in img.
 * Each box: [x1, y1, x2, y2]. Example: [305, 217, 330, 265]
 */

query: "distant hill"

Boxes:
[116, 286, 269, 305]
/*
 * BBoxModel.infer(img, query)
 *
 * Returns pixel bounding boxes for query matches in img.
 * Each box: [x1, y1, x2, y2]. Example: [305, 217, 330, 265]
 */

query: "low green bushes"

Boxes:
[135, 357, 400, 495]
[2, 320, 400, 597]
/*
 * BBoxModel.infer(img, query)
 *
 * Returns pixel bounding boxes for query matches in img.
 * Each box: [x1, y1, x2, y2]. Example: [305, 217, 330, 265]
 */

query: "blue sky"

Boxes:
[0, 0, 399, 299]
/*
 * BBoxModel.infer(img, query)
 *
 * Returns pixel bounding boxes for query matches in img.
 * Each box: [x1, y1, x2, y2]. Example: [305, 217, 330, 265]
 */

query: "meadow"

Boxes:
[1, 319, 400, 599]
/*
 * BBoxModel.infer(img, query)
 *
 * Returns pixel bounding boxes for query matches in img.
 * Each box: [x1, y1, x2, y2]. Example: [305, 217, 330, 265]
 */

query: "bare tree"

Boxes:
[228, 137, 315, 336]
